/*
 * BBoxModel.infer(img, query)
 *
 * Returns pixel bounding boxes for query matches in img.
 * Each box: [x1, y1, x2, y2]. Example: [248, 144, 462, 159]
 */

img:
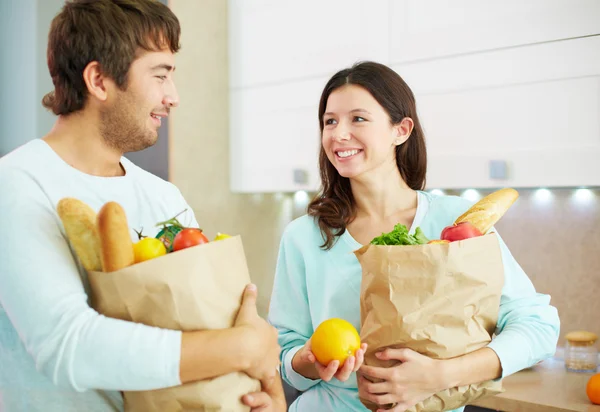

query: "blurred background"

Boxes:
[1, 0, 599, 360]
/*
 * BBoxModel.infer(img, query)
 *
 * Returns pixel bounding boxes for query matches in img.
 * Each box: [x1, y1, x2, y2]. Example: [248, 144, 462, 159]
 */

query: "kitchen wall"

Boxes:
[169, 0, 599, 344]
[168, 0, 293, 316]
[0, 0, 61, 156]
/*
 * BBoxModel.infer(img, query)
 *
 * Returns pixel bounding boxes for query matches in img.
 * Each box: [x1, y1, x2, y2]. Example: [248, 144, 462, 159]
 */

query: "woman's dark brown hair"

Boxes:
[308, 61, 427, 249]
[42, 0, 180, 115]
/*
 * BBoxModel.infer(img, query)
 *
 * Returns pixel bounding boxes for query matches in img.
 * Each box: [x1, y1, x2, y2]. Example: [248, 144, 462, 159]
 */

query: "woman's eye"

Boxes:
[354, 116, 366, 122]
[156, 76, 167, 81]
[324, 118, 337, 125]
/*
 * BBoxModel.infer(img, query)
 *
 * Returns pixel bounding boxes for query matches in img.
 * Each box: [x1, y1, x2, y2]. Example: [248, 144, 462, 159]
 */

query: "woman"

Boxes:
[268, 61, 560, 411]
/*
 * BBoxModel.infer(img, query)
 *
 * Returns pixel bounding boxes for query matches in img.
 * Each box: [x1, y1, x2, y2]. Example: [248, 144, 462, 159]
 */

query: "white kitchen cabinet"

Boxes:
[230, 77, 326, 193]
[393, 35, 600, 189]
[229, 0, 390, 89]
[229, 1, 600, 192]
[389, 0, 600, 64]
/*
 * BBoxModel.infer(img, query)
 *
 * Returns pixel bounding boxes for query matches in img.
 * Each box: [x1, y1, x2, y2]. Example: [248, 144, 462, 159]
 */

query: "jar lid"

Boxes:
[565, 330, 598, 344]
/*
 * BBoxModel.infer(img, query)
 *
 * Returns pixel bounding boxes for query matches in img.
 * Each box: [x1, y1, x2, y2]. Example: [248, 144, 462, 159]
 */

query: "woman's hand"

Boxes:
[292, 338, 368, 382]
[358, 348, 449, 412]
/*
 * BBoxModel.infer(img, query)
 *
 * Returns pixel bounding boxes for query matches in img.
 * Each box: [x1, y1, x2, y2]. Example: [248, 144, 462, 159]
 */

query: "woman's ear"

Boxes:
[393, 117, 414, 146]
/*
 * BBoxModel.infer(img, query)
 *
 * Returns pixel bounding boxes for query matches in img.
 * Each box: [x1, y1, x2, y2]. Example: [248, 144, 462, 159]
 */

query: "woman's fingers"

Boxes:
[316, 359, 339, 381]
[335, 355, 355, 381]
[354, 344, 368, 372]
[357, 374, 390, 395]
[301, 349, 316, 364]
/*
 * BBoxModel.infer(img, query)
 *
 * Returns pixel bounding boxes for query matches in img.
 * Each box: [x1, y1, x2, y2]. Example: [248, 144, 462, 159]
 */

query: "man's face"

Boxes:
[100, 48, 178, 153]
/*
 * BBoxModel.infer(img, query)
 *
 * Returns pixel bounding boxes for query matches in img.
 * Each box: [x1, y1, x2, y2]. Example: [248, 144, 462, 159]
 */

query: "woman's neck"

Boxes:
[350, 168, 416, 220]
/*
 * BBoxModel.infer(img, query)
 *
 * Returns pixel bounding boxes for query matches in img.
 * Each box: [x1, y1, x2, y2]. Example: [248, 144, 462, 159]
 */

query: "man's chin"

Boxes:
[122, 134, 158, 153]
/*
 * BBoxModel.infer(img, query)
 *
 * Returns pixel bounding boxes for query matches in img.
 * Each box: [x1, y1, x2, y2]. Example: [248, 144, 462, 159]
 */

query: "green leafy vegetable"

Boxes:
[370, 224, 430, 246]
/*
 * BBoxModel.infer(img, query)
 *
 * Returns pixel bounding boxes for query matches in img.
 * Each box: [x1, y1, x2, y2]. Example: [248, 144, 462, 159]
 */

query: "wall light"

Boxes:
[461, 189, 481, 202]
[293, 190, 309, 205]
[573, 188, 594, 203]
[250, 193, 264, 204]
[534, 188, 552, 202]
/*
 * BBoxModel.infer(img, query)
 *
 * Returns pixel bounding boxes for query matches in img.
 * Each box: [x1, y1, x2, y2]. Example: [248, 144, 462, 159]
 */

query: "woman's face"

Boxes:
[321, 84, 410, 180]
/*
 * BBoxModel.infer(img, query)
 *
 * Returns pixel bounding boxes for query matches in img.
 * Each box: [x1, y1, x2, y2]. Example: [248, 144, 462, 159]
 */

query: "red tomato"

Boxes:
[172, 228, 209, 251]
[440, 222, 483, 242]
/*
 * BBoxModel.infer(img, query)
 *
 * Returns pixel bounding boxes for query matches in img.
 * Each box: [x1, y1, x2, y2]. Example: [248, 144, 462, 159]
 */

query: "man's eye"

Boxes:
[156, 76, 167, 81]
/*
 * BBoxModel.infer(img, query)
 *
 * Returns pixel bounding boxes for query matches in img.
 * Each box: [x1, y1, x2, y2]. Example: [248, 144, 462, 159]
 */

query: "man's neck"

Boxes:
[43, 113, 125, 177]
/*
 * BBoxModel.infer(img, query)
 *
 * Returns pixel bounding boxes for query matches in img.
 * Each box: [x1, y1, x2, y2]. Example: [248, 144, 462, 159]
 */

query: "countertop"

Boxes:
[470, 356, 600, 412]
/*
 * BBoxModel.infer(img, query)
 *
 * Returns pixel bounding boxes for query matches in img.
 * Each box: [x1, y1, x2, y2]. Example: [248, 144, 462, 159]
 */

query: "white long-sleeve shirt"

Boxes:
[0, 139, 198, 411]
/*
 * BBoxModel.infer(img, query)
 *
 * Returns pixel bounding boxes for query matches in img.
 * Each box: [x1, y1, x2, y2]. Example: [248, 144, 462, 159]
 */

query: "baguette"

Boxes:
[454, 188, 519, 234]
[97, 201, 135, 272]
[57, 198, 103, 272]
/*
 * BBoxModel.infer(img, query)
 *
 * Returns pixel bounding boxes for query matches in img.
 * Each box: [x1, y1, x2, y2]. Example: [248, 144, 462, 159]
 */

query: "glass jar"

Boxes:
[564, 330, 598, 373]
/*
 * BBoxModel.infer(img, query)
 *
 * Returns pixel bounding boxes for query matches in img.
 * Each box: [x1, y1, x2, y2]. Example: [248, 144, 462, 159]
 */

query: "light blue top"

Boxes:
[269, 190, 560, 411]
[0, 140, 197, 411]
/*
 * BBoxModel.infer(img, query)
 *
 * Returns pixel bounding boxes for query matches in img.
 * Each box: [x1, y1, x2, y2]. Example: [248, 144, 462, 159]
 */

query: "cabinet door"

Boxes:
[230, 78, 326, 193]
[229, 0, 390, 89]
[390, 0, 600, 64]
[391, 36, 600, 189]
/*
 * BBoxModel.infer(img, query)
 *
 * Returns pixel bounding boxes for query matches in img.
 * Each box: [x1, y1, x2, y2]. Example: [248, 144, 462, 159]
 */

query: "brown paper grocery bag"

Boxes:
[88, 235, 260, 412]
[356, 234, 505, 412]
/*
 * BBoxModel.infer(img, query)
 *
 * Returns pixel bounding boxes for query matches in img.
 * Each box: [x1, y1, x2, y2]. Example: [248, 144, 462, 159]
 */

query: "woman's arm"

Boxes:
[485, 233, 560, 377]
[267, 223, 322, 391]
[435, 232, 560, 386]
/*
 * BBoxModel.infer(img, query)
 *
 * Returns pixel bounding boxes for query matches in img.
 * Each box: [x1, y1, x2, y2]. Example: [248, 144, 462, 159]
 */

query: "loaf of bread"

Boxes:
[57, 198, 103, 272]
[454, 188, 519, 234]
[97, 201, 135, 272]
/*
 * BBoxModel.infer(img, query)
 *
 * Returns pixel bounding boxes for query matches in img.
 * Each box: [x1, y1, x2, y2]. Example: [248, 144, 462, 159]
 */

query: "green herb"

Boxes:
[370, 224, 430, 246]
[155, 209, 188, 252]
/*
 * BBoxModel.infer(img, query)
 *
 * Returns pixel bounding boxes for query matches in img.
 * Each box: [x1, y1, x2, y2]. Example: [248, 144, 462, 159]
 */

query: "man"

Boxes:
[0, 1, 285, 410]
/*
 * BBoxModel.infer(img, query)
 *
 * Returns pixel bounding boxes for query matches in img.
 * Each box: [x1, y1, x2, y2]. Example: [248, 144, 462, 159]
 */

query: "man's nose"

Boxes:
[163, 81, 179, 108]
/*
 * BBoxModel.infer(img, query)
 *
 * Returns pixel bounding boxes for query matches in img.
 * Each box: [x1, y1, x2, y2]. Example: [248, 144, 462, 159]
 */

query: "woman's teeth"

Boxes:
[337, 149, 360, 158]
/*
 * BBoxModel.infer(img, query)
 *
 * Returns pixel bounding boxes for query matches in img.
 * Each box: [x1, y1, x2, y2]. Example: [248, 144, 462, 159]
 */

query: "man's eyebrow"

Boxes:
[151, 64, 175, 72]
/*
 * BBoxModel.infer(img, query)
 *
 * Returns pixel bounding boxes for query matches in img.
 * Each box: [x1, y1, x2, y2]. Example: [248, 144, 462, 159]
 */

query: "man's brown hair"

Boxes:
[42, 0, 180, 115]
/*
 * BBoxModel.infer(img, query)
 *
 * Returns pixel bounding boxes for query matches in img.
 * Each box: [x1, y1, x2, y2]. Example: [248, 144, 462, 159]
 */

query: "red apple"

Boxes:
[440, 222, 483, 242]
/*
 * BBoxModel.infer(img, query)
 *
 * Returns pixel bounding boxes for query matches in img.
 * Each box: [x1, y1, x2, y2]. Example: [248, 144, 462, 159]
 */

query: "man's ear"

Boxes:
[393, 117, 415, 146]
[82, 61, 110, 102]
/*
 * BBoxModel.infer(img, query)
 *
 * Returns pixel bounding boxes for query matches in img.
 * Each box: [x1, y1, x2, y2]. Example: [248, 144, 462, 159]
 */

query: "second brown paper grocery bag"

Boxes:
[356, 234, 505, 412]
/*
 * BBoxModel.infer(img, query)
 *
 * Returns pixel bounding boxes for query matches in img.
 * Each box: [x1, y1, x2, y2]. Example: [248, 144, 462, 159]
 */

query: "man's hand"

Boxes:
[242, 374, 287, 412]
[234, 284, 281, 382]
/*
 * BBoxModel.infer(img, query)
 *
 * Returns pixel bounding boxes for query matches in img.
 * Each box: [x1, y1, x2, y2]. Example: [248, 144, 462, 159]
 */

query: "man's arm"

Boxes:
[0, 171, 276, 391]
[181, 284, 280, 383]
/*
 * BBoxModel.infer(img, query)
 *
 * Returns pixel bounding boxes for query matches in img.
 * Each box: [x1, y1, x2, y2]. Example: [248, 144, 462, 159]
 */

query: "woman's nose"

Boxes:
[333, 126, 351, 142]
